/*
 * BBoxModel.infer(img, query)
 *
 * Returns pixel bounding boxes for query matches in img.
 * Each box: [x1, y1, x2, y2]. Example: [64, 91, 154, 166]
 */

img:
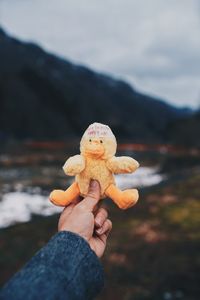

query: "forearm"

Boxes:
[0, 231, 104, 300]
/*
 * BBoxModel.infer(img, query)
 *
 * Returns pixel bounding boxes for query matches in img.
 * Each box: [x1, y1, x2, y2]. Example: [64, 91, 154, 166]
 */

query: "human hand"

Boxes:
[58, 180, 112, 258]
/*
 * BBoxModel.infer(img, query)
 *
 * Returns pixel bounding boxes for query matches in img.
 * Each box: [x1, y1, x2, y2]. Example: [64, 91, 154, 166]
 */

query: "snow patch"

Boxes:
[0, 192, 62, 228]
[116, 167, 164, 189]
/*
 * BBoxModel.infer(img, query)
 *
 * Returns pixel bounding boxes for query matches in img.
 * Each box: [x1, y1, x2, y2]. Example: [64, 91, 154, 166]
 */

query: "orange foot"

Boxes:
[105, 184, 139, 210]
[50, 182, 80, 206]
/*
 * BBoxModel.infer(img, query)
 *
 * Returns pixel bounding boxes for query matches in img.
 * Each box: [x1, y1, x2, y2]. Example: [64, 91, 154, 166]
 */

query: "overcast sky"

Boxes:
[1, 0, 200, 108]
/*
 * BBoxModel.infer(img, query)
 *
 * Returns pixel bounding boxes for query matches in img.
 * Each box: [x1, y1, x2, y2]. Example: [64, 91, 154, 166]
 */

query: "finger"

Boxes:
[62, 199, 78, 212]
[95, 207, 108, 228]
[95, 219, 112, 236]
[58, 206, 72, 230]
[59, 205, 73, 223]
[76, 180, 100, 212]
[59, 195, 82, 225]
[93, 204, 99, 214]
[58, 195, 82, 230]
[95, 220, 112, 246]
[71, 195, 82, 205]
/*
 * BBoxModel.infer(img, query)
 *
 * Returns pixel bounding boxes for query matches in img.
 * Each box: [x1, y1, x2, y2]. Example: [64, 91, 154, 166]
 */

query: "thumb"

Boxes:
[77, 180, 100, 212]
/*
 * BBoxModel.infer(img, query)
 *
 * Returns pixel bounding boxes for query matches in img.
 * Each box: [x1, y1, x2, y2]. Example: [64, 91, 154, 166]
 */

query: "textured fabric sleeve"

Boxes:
[0, 231, 104, 300]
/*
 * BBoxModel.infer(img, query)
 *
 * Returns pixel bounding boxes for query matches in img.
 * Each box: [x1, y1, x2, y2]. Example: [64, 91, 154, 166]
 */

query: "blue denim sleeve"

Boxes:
[0, 231, 104, 300]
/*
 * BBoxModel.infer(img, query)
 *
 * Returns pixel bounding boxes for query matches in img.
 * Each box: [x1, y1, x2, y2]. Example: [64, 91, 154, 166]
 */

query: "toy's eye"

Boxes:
[89, 139, 92, 142]
[100, 140, 103, 143]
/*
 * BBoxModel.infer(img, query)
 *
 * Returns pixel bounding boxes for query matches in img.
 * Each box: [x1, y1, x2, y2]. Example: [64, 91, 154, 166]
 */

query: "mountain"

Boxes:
[166, 110, 200, 147]
[0, 27, 191, 143]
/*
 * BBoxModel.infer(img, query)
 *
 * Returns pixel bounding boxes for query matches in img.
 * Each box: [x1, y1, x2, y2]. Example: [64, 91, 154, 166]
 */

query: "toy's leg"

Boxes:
[105, 184, 139, 210]
[50, 182, 80, 206]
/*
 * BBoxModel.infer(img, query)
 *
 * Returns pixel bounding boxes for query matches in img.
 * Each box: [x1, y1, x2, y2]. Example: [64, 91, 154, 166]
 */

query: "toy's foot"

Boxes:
[50, 182, 80, 206]
[105, 184, 139, 210]
[50, 190, 71, 206]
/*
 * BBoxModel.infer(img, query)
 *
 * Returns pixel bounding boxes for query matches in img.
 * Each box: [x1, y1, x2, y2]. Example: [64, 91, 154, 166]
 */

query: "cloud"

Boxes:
[125, 75, 200, 108]
[0, 0, 200, 108]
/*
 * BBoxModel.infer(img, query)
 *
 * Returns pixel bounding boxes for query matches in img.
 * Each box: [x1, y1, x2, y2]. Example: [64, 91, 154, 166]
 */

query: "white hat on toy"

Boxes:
[84, 122, 115, 139]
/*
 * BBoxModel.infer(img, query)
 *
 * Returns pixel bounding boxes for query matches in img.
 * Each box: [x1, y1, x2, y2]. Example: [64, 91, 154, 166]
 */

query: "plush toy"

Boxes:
[50, 122, 139, 209]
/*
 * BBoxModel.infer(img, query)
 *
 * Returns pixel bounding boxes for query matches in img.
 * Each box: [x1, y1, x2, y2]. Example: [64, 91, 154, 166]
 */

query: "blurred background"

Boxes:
[0, 0, 200, 299]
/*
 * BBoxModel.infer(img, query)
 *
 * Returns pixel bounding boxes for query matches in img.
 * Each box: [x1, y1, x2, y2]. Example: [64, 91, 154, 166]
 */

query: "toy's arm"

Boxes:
[106, 156, 139, 174]
[63, 155, 85, 176]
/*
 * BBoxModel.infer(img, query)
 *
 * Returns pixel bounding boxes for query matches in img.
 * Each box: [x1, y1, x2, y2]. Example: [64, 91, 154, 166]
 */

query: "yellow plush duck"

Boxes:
[50, 122, 139, 209]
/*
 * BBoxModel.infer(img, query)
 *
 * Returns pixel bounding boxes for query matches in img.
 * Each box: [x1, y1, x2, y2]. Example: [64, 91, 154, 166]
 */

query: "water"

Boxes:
[0, 166, 164, 228]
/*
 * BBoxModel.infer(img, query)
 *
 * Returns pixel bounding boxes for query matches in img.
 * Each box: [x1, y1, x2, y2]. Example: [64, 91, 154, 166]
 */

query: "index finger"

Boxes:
[76, 180, 101, 212]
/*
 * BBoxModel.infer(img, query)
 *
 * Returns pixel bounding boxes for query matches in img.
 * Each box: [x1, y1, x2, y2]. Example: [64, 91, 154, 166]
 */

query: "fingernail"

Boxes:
[90, 180, 98, 188]
[96, 228, 102, 235]
[95, 218, 102, 228]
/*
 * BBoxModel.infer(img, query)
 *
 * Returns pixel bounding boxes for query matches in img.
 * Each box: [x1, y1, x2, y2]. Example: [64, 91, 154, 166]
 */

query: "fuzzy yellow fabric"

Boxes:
[50, 123, 139, 209]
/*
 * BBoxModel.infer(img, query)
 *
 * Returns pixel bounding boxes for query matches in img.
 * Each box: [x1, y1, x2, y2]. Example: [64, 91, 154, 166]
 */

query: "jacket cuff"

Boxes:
[45, 231, 104, 299]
